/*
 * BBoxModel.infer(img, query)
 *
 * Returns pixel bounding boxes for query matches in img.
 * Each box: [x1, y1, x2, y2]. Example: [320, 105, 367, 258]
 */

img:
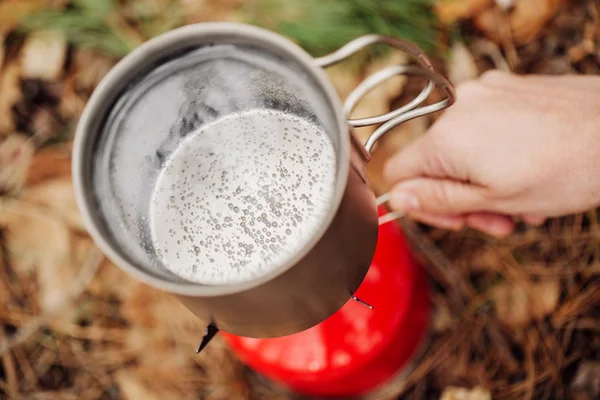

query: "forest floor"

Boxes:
[1, 0, 600, 399]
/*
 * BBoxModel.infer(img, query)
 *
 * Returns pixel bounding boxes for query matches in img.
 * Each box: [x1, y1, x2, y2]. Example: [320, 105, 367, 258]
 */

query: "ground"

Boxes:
[0, 0, 600, 399]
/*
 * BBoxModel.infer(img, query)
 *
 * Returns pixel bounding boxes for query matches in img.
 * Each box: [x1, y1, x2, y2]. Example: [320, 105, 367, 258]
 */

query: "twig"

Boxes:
[13, 344, 38, 392]
[523, 329, 536, 400]
[398, 218, 472, 309]
[1, 346, 18, 396]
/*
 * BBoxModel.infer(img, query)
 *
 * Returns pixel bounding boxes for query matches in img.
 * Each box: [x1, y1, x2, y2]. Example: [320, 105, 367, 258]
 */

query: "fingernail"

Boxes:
[390, 190, 420, 212]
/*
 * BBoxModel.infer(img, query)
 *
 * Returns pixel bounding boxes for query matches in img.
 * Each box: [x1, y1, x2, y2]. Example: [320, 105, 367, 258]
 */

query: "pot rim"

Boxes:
[72, 22, 352, 297]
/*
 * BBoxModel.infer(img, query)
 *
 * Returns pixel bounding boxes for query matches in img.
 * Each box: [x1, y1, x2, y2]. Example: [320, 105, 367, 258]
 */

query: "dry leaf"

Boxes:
[120, 330, 203, 398]
[0, 0, 47, 34]
[491, 283, 530, 327]
[510, 0, 565, 44]
[490, 281, 560, 327]
[448, 41, 479, 85]
[571, 361, 600, 399]
[473, 7, 512, 45]
[440, 386, 492, 400]
[530, 280, 561, 319]
[21, 177, 85, 231]
[115, 370, 165, 400]
[0, 199, 74, 313]
[58, 78, 87, 121]
[326, 63, 360, 102]
[495, 0, 515, 10]
[0, 62, 22, 135]
[87, 260, 137, 300]
[31, 107, 62, 142]
[26, 143, 72, 186]
[470, 39, 511, 71]
[72, 48, 116, 92]
[435, 0, 493, 25]
[21, 30, 68, 81]
[0, 134, 35, 193]
[120, 283, 162, 329]
[433, 298, 455, 332]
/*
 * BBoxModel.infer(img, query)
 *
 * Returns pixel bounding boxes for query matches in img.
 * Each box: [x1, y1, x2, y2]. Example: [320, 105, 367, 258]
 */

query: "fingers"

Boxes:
[466, 213, 515, 238]
[404, 211, 515, 238]
[388, 178, 490, 216]
[383, 134, 448, 183]
[520, 214, 546, 226]
[408, 211, 466, 231]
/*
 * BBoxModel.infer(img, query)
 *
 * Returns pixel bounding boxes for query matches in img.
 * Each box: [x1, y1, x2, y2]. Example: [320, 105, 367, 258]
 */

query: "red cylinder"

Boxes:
[223, 206, 431, 398]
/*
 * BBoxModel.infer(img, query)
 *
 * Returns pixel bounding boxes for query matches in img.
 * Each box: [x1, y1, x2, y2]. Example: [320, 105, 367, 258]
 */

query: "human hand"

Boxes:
[384, 70, 600, 237]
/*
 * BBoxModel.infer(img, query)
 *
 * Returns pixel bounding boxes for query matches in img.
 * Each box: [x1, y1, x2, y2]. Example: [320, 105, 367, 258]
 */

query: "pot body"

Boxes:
[223, 206, 432, 398]
[73, 22, 379, 338]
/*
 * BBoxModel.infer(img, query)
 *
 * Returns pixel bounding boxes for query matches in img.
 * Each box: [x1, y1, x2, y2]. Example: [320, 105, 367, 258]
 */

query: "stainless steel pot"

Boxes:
[72, 22, 455, 338]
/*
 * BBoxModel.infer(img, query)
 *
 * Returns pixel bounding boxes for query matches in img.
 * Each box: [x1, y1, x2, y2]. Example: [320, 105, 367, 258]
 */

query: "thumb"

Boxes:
[388, 178, 490, 215]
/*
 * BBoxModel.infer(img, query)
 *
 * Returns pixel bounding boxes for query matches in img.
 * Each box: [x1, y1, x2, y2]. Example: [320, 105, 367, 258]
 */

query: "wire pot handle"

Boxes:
[315, 35, 457, 225]
[314, 34, 457, 153]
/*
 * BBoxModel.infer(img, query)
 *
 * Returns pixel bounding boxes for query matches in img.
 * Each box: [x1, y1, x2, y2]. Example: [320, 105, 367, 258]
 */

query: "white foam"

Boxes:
[149, 109, 337, 285]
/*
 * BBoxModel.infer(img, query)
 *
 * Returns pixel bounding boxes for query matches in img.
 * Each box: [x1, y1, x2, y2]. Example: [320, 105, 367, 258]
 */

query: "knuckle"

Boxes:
[424, 142, 450, 177]
[456, 80, 481, 98]
[480, 69, 509, 83]
[430, 182, 455, 210]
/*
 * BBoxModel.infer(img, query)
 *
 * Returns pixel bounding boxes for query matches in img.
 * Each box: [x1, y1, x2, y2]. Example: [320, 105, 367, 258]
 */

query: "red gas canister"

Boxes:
[223, 206, 431, 398]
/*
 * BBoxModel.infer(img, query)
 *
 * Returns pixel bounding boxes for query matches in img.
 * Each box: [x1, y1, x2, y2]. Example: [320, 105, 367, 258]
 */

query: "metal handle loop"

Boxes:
[342, 65, 435, 127]
[364, 65, 456, 153]
[315, 34, 456, 154]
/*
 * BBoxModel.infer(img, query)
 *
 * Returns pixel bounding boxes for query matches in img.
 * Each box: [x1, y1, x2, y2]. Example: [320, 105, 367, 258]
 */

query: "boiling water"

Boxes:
[150, 109, 337, 285]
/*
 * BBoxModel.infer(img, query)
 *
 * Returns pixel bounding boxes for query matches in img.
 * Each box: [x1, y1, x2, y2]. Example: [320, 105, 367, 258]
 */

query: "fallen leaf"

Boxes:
[0, 62, 22, 135]
[440, 386, 492, 400]
[0, 0, 47, 34]
[495, 0, 515, 10]
[433, 298, 456, 332]
[31, 107, 63, 142]
[25, 142, 72, 186]
[473, 7, 512, 45]
[58, 78, 87, 121]
[87, 260, 137, 300]
[490, 280, 560, 327]
[0, 199, 74, 314]
[490, 283, 530, 327]
[326, 63, 361, 102]
[435, 0, 493, 25]
[510, 0, 565, 44]
[571, 361, 600, 399]
[115, 370, 164, 400]
[72, 48, 117, 92]
[470, 39, 511, 71]
[0, 134, 35, 194]
[448, 41, 480, 85]
[120, 283, 161, 329]
[21, 30, 68, 81]
[119, 336, 203, 398]
[21, 177, 85, 231]
[530, 280, 561, 320]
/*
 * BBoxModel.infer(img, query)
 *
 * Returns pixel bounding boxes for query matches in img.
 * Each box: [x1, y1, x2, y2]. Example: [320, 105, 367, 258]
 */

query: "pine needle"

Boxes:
[245, 0, 439, 57]
[18, 0, 183, 58]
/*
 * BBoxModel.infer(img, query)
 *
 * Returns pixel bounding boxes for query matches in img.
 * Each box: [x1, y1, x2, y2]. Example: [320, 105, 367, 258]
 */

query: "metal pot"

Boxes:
[72, 22, 454, 338]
